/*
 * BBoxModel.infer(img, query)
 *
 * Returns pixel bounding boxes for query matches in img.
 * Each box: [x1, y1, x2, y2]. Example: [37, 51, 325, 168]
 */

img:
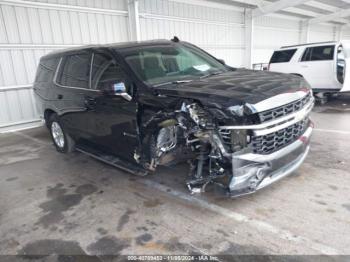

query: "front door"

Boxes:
[89, 52, 139, 162]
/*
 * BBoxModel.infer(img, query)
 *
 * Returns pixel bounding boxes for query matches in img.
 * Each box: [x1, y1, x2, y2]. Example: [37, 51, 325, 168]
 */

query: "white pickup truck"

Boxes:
[268, 41, 350, 97]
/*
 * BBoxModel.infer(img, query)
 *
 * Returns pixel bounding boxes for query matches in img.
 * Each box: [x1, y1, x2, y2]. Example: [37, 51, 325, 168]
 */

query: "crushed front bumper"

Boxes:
[228, 124, 313, 197]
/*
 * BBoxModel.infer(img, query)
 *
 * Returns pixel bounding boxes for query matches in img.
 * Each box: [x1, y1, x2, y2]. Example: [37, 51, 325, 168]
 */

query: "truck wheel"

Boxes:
[49, 114, 75, 153]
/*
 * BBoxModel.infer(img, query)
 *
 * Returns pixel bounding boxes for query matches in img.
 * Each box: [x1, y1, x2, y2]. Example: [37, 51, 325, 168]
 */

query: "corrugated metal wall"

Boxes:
[138, 0, 245, 67]
[309, 24, 336, 42]
[253, 16, 301, 64]
[342, 28, 350, 40]
[0, 0, 129, 132]
[0, 0, 342, 132]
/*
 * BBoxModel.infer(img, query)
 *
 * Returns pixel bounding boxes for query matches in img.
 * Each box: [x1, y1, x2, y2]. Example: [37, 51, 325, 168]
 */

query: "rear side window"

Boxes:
[270, 49, 297, 63]
[301, 45, 335, 62]
[35, 58, 59, 83]
[57, 53, 91, 88]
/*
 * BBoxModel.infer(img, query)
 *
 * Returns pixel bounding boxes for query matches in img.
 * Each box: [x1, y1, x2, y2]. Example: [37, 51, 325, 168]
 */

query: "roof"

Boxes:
[279, 41, 337, 49]
[41, 39, 174, 59]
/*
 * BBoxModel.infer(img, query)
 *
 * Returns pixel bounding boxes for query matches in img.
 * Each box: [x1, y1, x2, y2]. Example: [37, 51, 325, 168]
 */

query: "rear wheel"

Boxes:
[49, 114, 75, 153]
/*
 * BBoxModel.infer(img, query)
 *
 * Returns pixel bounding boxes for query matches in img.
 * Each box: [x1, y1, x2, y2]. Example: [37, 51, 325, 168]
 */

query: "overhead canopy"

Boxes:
[205, 0, 350, 25]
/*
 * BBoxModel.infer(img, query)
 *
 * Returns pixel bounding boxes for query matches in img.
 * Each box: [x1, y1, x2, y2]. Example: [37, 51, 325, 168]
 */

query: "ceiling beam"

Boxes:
[252, 0, 311, 17]
[228, 0, 350, 24]
[307, 8, 350, 24]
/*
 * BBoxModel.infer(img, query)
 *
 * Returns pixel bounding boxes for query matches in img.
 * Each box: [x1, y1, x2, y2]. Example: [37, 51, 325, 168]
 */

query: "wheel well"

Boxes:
[44, 109, 56, 127]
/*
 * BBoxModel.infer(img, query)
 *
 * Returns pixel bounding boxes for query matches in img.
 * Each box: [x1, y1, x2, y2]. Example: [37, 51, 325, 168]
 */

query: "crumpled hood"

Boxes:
[154, 68, 309, 109]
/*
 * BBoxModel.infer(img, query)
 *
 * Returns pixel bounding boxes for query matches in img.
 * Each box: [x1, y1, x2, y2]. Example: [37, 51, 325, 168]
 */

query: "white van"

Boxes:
[268, 41, 350, 94]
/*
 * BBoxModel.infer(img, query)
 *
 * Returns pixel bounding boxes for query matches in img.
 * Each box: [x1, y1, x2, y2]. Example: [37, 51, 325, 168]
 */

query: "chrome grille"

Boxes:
[258, 93, 311, 123]
[252, 118, 309, 154]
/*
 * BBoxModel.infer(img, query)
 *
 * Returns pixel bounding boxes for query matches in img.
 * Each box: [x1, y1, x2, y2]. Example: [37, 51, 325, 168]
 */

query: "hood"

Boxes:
[154, 69, 309, 109]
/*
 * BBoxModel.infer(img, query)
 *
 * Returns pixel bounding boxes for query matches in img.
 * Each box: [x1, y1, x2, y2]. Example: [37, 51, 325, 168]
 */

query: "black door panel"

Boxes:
[87, 52, 139, 161]
[92, 95, 138, 161]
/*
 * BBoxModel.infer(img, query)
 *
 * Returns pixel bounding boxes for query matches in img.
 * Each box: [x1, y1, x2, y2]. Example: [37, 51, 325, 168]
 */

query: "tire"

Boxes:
[48, 114, 75, 153]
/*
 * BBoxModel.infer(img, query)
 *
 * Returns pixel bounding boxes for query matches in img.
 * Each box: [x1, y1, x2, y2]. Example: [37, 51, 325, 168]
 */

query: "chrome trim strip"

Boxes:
[249, 90, 310, 113]
[53, 57, 62, 83]
[253, 105, 312, 136]
[219, 97, 314, 133]
[89, 52, 94, 89]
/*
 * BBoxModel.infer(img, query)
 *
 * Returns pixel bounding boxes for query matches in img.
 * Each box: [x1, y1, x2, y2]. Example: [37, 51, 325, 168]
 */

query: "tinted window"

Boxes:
[120, 44, 229, 86]
[35, 58, 59, 83]
[301, 45, 335, 62]
[57, 53, 91, 88]
[270, 49, 297, 63]
[91, 53, 125, 91]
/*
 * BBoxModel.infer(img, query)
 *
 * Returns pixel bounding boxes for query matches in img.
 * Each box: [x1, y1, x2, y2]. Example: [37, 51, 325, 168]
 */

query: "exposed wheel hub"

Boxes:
[51, 122, 65, 148]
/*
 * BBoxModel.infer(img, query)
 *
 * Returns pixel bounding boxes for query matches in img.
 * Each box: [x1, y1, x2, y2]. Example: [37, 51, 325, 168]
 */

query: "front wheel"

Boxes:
[49, 114, 75, 153]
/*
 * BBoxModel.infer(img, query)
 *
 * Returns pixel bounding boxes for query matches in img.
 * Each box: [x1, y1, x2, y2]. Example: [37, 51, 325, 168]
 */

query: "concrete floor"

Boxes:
[1, 94, 350, 258]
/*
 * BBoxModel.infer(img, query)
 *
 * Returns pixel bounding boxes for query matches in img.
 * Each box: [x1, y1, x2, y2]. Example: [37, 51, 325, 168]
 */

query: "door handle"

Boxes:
[57, 94, 63, 99]
[84, 96, 96, 110]
[301, 65, 308, 68]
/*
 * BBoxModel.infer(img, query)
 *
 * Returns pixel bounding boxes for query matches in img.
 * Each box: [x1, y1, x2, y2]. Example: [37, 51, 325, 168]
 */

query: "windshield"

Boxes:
[119, 44, 231, 86]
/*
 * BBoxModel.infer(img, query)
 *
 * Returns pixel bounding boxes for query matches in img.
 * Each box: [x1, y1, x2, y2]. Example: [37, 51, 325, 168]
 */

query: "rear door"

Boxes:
[53, 51, 97, 141]
[298, 45, 336, 90]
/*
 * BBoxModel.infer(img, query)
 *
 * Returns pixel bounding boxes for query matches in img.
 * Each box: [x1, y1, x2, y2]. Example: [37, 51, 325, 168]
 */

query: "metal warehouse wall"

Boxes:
[0, 0, 343, 132]
[138, 0, 245, 67]
[253, 16, 301, 64]
[0, 0, 129, 132]
[309, 24, 337, 42]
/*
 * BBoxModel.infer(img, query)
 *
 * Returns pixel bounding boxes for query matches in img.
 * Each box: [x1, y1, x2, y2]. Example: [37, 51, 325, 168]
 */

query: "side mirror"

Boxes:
[102, 82, 132, 101]
[113, 82, 132, 101]
[218, 59, 225, 65]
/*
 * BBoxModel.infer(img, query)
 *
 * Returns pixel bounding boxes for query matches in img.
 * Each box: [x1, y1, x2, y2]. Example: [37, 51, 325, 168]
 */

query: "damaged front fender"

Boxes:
[139, 93, 314, 198]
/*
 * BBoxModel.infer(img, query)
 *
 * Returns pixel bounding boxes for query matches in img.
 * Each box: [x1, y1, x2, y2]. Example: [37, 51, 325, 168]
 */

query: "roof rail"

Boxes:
[281, 41, 336, 49]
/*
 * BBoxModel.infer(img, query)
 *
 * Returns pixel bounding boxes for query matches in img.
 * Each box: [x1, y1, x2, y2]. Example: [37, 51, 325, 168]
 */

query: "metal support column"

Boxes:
[127, 0, 141, 41]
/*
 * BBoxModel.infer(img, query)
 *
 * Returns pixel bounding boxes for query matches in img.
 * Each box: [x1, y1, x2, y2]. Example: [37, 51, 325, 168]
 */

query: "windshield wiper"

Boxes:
[154, 80, 193, 87]
[200, 71, 224, 79]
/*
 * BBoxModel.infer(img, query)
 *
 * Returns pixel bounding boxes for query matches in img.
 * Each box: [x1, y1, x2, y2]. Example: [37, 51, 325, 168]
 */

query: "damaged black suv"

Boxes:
[34, 38, 314, 197]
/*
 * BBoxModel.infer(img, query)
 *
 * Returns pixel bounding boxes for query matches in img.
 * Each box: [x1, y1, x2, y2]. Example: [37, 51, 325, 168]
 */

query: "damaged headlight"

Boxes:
[228, 103, 257, 117]
[183, 103, 213, 128]
[219, 128, 251, 153]
[228, 105, 244, 117]
[231, 129, 250, 152]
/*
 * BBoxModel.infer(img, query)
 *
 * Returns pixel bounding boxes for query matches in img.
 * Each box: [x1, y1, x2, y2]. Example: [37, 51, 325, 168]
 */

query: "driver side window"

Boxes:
[91, 53, 126, 92]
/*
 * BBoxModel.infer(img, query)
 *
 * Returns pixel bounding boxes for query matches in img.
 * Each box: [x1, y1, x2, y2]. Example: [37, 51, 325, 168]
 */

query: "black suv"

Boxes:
[34, 38, 314, 197]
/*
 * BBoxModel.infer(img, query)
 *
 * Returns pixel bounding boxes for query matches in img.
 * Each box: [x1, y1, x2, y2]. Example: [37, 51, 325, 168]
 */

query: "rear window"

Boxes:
[35, 58, 59, 83]
[57, 53, 91, 88]
[301, 45, 335, 62]
[270, 49, 297, 63]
